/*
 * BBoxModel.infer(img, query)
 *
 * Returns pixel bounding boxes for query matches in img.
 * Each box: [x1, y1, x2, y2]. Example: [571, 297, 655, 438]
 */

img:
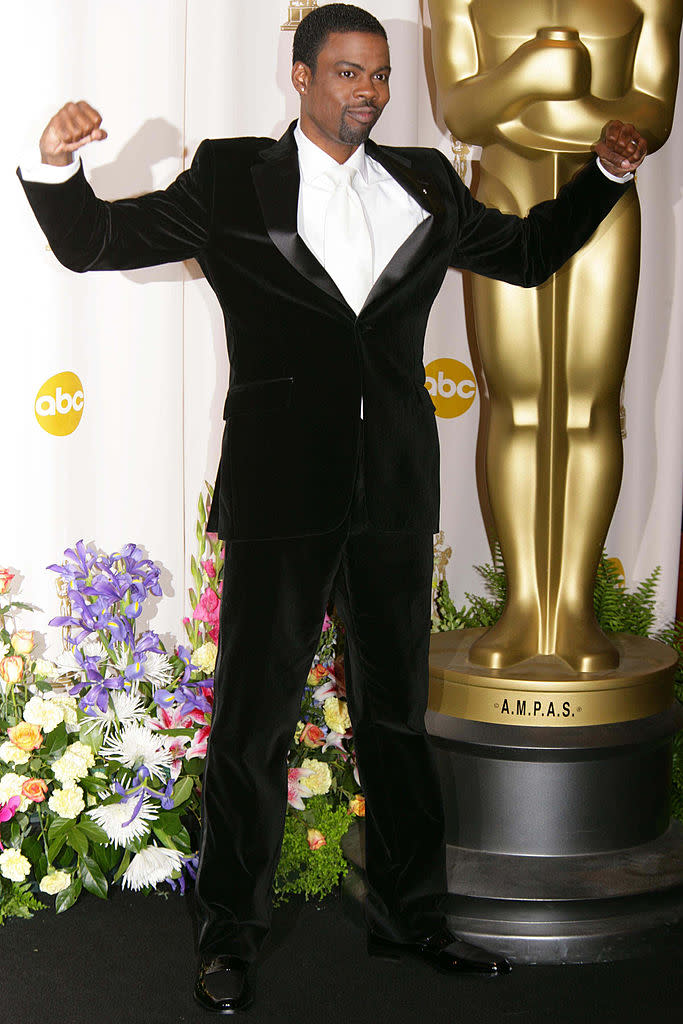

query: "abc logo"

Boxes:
[35, 371, 85, 436]
[424, 358, 477, 418]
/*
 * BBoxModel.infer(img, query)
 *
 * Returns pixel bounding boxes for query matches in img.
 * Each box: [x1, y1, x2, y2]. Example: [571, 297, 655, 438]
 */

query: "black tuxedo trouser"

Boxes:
[195, 442, 447, 960]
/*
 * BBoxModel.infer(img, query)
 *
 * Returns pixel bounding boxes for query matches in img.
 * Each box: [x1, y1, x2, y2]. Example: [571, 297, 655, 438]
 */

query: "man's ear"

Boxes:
[292, 60, 312, 96]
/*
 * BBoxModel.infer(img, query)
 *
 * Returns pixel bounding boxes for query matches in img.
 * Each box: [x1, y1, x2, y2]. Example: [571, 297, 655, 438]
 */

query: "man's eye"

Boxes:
[340, 70, 354, 78]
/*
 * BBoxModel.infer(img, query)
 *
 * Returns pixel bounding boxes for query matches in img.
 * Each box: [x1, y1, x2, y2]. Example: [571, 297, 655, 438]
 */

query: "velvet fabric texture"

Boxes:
[194, 449, 443, 961]
[17, 122, 632, 542]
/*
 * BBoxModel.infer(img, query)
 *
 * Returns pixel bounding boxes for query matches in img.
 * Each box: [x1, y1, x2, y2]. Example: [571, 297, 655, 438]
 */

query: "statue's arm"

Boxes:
[563, 2, 683, 153]
[429, 0, 591, 146]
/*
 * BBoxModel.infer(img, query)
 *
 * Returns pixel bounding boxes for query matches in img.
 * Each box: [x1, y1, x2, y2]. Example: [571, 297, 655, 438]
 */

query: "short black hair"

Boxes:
[292, 3, 387, 72]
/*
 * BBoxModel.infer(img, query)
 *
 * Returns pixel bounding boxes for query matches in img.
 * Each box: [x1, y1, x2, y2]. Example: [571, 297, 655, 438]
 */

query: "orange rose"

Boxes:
[306, 828, 327, 851]
[7, 722, 43, 752]
[11, 630, 34, 656]
[300, 722, 326, 748]
[21, 778, 48, 803]
[0, 569, 14, 595]
[348, 795, 365, 817]
[307, 663, 330, 687]
[0, 656, 24, 686]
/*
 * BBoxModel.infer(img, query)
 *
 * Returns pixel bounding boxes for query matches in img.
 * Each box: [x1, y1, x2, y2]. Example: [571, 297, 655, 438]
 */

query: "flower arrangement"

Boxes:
[0, 485, 363, 922]
[0, 543, 213, 921]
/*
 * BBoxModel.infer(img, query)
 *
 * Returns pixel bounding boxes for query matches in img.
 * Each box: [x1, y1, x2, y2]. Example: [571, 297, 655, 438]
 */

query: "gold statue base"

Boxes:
[428, 629, 678, 727]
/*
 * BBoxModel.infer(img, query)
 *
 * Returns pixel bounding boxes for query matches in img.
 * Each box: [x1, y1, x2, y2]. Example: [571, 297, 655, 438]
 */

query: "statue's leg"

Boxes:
[468, 272, 548, 668]
[553, 189, 641, 672]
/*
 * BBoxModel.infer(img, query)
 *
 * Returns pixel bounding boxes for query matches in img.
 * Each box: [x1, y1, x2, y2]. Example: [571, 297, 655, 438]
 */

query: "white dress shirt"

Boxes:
[293, 122, 428, 306]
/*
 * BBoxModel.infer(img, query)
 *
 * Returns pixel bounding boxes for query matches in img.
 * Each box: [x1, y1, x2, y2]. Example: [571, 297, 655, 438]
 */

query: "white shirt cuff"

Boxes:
[596, 157, 634, 184]
[18, 150, 81, 184]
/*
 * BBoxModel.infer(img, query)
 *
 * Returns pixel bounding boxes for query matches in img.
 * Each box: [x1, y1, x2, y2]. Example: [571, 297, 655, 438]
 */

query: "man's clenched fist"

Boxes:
[39, 101, 107, 166]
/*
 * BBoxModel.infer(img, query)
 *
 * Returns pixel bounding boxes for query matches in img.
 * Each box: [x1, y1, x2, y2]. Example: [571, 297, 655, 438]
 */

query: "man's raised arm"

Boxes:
[18, 101, 213, 273]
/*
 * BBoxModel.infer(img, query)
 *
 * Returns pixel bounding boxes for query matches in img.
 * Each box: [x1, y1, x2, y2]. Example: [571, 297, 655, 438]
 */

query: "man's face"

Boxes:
[293, 31, 391, 161]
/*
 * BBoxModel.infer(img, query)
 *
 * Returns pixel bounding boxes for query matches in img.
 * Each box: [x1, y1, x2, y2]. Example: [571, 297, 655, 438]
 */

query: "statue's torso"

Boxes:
[471, 0, 642, 101]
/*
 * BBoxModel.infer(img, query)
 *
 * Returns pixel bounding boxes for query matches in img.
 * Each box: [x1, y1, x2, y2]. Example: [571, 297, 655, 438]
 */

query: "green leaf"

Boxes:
[92, 841, 120, 875]
[171, 776, 194, 808]
[55, 876, 82, 914]
[77, 817, 109, 844]
[80, 853, 108, 899]
[41, 721, 68, 756]
[78, 724, 102, 754]
[112, 849, 131, 883]
[48, 817, 74, 844]
[21, 835, 44, 867]
[67, 826, 88, 857]
[47, 834, 67, 863]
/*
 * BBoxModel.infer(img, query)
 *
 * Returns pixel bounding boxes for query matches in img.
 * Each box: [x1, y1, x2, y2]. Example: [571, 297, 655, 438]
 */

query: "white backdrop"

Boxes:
[4, 0, 682, 650]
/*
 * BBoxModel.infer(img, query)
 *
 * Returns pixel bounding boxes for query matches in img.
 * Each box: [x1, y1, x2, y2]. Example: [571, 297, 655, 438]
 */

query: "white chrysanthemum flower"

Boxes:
[88, 795, 158, 848]
[100, 723, 173, 781]
[0, 848, 31, 882]
[142, 651, 174, 690]
[299, 758, 332, 796]
[121, 844, 183, 891]
[54, 639, 106, 677]
[23, 694, 65, 734]
[39, 870, 71, 895]
[48, 785, 85, 819]
[86, 689, 148, 738]
[193, 641, 218, 675]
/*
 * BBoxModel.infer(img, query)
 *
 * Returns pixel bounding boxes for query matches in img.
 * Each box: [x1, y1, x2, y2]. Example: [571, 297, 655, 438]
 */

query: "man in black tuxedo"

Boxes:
[18, 3, 646, 1014]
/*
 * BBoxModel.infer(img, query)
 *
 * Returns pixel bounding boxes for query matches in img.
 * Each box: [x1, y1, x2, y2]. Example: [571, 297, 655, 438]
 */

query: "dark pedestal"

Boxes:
[342, 702, 683, 963]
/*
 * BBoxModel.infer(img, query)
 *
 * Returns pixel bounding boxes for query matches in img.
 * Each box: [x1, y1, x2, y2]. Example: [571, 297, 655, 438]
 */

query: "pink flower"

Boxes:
[201, 560, 217, 579]
[307, 828, 327, 851]
[0, 796, 21, 847]
[299, 723, 326, 748]
[322, 731, 348, 755]
[193, 587, 220, 626]
[287, 766, 313, 810]
[322, 613, 332, 632]
[186, 724, 211, 760]
[0, 569, 14, 595]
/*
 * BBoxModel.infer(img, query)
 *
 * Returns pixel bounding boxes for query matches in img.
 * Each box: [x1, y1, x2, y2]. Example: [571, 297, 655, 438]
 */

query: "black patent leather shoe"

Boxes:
[367, 926, 512, 976]
[193, 954, 253, 1014]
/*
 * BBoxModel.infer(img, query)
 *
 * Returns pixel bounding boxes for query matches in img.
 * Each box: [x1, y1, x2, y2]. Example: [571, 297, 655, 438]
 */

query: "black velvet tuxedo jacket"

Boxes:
[19, 122, 631, 541]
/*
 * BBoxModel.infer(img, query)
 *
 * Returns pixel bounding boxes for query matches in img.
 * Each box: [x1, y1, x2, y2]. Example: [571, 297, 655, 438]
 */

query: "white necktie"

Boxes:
[322, 164, 373, 315]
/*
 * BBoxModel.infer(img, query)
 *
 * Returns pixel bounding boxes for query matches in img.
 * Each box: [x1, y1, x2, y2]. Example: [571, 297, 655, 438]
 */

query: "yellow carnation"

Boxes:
[0, 772, 31, 811]
[299, 758, 332, 796]
[323, 697, 352, 735]
[39, 870, 71, 895]
[48, 785, 85, 819]
[49, 693, 79, 726]
[194, 641, 218, 674]
[0, 740, 31, 766]
[0, 848, 31, 882]
[23, 695, 65, 734]
[52, 743, 94, 785]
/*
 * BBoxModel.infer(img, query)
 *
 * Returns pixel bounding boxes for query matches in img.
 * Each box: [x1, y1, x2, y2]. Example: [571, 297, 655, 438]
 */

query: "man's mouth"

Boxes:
[346, 107, 378, 124]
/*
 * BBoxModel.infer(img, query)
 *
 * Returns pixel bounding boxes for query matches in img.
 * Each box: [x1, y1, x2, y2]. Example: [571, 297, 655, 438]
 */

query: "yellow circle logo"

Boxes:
[35, 371, 85, 436]
[424, 358, 477, 418]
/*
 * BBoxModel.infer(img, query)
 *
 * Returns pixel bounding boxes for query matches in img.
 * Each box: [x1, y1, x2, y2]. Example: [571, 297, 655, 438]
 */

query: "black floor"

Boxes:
[2, 888, 683, 1024]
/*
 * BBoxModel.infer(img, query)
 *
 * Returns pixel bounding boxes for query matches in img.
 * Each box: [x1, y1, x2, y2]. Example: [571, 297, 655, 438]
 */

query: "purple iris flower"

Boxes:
[176, 646, 199, 686]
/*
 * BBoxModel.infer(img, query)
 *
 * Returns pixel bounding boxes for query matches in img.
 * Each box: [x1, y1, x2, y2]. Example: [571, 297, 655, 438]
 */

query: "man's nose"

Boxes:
[354, 76, 379, 102]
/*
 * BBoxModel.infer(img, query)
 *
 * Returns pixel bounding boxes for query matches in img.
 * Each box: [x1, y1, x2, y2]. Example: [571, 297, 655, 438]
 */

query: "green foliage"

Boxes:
[432, 543, 506, 632]
[0, 880, 46, 926]
[273, 796, 351, 904]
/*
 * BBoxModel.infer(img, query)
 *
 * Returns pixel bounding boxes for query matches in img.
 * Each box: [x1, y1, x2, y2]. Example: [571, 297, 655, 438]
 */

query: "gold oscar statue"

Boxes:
[428, 1, 683, 681]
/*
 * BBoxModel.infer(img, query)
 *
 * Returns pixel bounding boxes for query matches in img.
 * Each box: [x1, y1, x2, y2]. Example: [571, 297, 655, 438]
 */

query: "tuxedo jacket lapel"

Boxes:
[251, 123, 444, 316]
[251, 125, 350, 311]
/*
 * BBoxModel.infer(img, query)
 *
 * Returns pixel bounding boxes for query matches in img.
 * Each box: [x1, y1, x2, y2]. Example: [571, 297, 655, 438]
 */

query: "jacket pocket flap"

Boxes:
[223, 377, 294, 418]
